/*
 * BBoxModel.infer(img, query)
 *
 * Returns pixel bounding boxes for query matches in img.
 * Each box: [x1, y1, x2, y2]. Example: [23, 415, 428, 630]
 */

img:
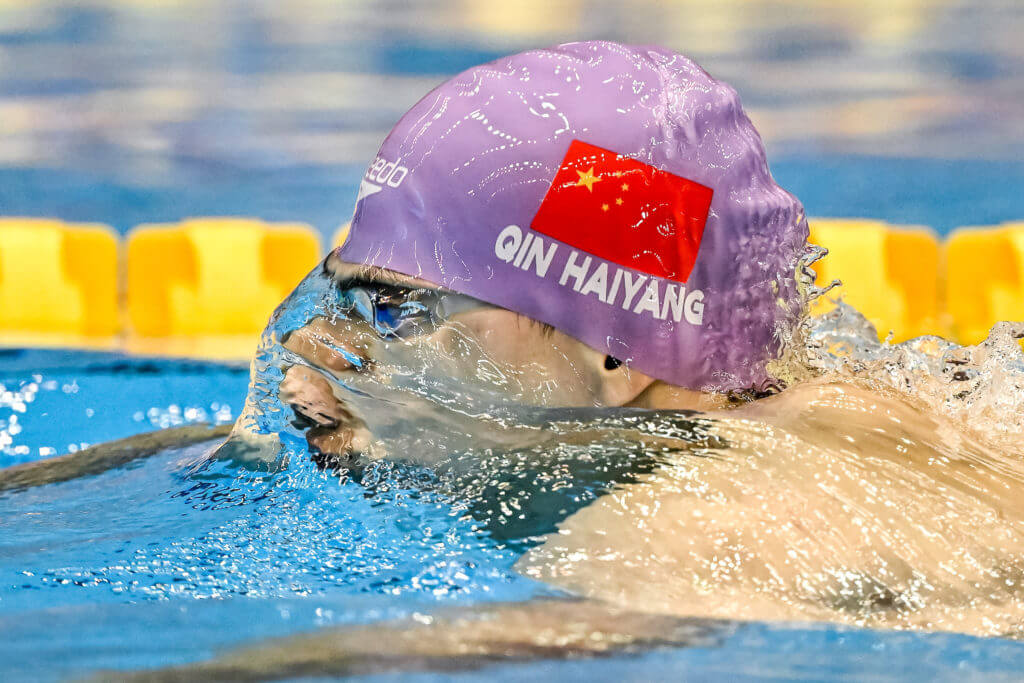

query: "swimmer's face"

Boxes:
[275, 252, 676, 459]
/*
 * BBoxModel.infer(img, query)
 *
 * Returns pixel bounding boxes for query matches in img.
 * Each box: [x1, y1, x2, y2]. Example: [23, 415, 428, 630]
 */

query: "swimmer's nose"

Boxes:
[281, 318, 368, 373]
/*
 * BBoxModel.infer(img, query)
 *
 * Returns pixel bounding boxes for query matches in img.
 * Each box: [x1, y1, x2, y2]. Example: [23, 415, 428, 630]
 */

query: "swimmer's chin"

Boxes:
[213, 421, 368, 475]
[211, 427, 284, 467]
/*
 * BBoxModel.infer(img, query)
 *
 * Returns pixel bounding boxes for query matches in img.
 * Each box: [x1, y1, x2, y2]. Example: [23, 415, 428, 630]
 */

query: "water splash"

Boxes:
[161, 253, 1024, 637]
[789, 302, 1024, 455]
[766, 234, 1024, 452]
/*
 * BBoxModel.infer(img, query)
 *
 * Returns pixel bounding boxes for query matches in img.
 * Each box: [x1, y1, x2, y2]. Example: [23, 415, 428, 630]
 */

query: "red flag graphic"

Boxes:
[530, 140, 713, 283]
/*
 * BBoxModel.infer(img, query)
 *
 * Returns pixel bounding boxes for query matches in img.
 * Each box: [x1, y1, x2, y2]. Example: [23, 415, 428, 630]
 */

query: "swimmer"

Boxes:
[11, 43, 1024, 680]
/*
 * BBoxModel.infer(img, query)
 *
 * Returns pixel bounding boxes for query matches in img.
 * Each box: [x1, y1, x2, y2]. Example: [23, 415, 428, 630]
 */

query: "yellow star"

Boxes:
[621, 183, 629, 191]
[575, 166, 602, 192]
[601, 203, 609, 212]
[615, 197, 624, 206]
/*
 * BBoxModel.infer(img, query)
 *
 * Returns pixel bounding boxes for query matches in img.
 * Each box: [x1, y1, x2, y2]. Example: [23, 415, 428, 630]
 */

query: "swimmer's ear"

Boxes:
[596, 355, 656, 407]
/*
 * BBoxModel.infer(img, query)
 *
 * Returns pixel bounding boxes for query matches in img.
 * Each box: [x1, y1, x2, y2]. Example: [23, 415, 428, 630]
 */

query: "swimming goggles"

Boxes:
[339, 280, 496, 340]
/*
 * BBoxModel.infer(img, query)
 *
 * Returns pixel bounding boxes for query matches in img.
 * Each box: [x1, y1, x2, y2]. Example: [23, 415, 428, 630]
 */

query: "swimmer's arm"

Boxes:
[0, 423, 232, 493]
[94, 600, 732, 682]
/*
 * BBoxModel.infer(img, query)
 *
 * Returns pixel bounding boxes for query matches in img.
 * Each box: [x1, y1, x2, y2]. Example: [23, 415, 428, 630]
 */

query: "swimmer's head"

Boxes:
[337, 40, 808, 393]
[233, 41, 808, 465]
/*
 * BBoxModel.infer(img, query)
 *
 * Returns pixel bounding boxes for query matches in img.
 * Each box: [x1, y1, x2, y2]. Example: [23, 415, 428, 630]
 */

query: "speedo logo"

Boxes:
[365, 155, 409, 187]
[357, 155, 409, 204]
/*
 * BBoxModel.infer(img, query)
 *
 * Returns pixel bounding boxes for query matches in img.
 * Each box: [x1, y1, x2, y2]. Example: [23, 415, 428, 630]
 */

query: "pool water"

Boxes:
[0, 351, 527, 674]
[0, 1, 1021, 240]
[3, 351, 1024, 681]
[2, 0, 1024, 680]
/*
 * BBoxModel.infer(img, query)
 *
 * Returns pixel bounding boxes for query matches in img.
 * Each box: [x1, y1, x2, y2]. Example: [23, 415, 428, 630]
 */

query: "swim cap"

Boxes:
[337, 41, 808, 391]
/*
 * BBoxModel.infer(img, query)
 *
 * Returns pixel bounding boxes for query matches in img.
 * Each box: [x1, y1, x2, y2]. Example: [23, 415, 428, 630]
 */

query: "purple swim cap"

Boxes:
[337, 41, 808, 391]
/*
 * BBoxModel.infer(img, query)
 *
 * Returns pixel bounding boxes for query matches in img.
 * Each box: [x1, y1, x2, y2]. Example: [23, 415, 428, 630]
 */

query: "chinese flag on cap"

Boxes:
[530, 140, 713, 283]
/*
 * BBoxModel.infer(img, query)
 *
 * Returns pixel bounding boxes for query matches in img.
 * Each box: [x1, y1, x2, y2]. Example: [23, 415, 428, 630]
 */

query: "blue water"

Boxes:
[2, 0, 1024, 679]
[1, 1, 1022, 242]
[2, 352, 1024, 681]
[0, 352, 549, 679]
